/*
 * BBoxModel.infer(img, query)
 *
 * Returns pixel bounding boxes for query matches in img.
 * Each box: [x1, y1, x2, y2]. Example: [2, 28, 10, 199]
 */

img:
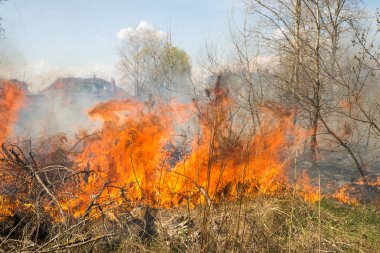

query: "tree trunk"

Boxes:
[311, 0, 321, 164]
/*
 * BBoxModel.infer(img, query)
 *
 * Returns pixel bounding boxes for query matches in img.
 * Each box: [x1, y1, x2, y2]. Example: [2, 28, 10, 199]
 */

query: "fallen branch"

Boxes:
[27, 165, 66, 223]
[38, 233, 114, 253]
[31, 214, 92, 252]
[81, 180, 110, 220]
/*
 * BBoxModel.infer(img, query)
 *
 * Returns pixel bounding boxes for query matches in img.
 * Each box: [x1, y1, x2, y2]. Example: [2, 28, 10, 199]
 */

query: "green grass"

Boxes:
[321, 198, 380, 251]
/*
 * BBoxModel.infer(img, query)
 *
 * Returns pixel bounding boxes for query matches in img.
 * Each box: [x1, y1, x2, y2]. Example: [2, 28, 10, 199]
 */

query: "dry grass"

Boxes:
[1, 195, 379, 252]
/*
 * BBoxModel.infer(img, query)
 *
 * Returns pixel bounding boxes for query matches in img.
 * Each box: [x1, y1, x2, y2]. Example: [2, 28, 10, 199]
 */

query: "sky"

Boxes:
[0, 0, 236, 90]
[0, 0, 378, 91]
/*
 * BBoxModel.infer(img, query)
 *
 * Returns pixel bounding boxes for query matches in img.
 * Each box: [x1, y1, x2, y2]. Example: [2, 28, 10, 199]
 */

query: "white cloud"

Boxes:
[116, 20, 166, 40]
[117, 27, 133, 40]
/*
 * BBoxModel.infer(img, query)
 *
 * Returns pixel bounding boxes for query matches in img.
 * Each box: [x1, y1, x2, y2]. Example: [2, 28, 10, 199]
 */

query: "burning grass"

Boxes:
[0, 80, 379, 252]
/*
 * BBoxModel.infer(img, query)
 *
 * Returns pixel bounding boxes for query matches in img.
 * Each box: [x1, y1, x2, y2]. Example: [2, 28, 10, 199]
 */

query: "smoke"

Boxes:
[13, 76, 132, 139]
[0, 40, 28, 81]
[29, 62, 117, 92]
[16, 92, 102, 138]
[0, 42, 123, 138]
[0, 39, 118, 93]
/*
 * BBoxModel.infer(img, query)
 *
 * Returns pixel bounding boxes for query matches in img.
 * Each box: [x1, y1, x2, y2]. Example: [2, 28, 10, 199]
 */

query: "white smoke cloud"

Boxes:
[33, 62, 117, 92]
[0, 59, 118, 92]
[256, 55, 275, 67]
[116, 21, 166, 40]
[0, 40, 119, 92]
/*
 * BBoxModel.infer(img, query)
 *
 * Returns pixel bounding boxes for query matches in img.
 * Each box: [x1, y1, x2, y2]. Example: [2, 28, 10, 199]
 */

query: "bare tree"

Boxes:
[0, 0, 8, 38]
[118, 23, 191, 99]
[229, 9, 264, 130]
[240, 0, 374, 179]
[118, 24, 164, 96]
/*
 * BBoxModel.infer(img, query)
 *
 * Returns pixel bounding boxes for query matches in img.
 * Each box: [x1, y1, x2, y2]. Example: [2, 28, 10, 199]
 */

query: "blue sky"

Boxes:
[1, 0, 233, 66]
[0, 0, 378, 90]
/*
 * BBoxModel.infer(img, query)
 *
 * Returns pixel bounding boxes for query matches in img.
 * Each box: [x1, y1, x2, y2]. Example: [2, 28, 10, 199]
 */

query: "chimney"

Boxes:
[148, 93, 155, 109]
[110, 78, 116, 96]
[92, 75, 97, 93]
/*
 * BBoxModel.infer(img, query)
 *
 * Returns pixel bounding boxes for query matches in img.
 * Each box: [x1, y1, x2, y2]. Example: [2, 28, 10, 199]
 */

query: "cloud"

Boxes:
[116, 21, 166, 40]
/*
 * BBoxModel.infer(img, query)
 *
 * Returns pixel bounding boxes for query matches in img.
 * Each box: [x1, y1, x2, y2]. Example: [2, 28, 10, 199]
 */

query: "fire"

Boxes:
[0, 80, 25, 144]
[333, 176, 380, 205]
[333, 186, 359, 205]
[64, 99, 192, 216]
[67, 82, 319, 217]
[0, 80, 25, 217]
[295, 170, 320, 203]
[0, 79, 321, 220]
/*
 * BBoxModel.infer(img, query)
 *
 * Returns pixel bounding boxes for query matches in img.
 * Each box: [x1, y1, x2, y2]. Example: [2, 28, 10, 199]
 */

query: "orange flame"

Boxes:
[0, 80, 25, 144]
[67, 85, 319, 217]
[0, 80, 25, 217]
[0, 81, 322, 220]
[333, 176, 380, 205]
[295, 170, 320, 203]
